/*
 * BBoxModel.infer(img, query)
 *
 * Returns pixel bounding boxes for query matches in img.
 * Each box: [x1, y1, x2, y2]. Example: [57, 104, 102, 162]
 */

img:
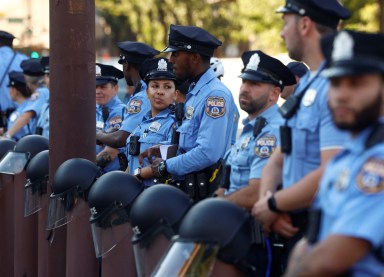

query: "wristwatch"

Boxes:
[156, 160, 168, 178]
[267, 194, 284, 213]
[134, 168, 144, 181]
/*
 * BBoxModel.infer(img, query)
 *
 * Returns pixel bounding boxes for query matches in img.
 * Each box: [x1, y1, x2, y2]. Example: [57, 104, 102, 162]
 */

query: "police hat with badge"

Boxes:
[321, 30, 384, 78]
[40, 56, 50, 74]
[7, 71, 26, 87]
[276, 0, 350, 29]
[95, 63, 124, 86]
[118, 41, 160, 65]
[20, 58, 45, 77]
[162, 24, 222, 57]
[139, 57, 177, 84]
[240, 50, 296, 89]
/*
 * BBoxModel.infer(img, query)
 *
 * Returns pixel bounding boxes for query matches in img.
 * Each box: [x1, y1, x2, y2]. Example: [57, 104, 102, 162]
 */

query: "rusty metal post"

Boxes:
[49, 0, 96, 276]
[0, 174, 15, 277]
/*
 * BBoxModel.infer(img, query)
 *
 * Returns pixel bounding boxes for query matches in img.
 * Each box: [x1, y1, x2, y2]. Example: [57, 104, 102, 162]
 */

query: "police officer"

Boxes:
[96, 42, 160, 148]
[217, 50, 296, 211]
[2, 71, 32, 140]
[285, 30, 384, 277]
[0, 31, 28, 114]
[35, 56, 50, 137]
[95, 63, 126, 173]
[4, 58, 49, 139]
[139, 24, 236, 202]
[281, 61, 308, 100]
[252, 0, 350, 267]
[127, 57, 177, 186]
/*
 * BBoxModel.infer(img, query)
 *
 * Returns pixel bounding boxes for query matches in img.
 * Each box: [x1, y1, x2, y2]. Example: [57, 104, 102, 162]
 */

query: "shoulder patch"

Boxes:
[255, 135, 276, 158]
[108, 116, 122, 128]
[126, 99, 142, 114]
[30, 92, 40, 101]
[356, 158, 384, 194]
[205, 96, 226, 118]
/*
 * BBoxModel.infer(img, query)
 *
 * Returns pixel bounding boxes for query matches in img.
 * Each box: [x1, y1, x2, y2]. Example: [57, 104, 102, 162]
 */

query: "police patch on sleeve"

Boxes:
[356, 158, 384, 194]
[205, 96, 226, 118]
[255, 135, 276, 158]
[108, 116, 122, 129]
[126, 99, 142, 114]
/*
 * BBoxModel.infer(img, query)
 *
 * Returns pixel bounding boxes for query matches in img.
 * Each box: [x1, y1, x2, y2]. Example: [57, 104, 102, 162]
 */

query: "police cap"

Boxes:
[287, 61, 308, 78]
[321, 30, 384, 78]
[7, 71, 26, 87]
[0, 30, 15, 40]
[240, 50, 296, 88]
[139, 58, 177, 84]
[40, 56, 50, 74]
[95, 63, 124, 86]
[162, 24, 222, 57]
[276, 0, 350, 29]
[20, 58, 45, 77]
[117, 41, 160, 65]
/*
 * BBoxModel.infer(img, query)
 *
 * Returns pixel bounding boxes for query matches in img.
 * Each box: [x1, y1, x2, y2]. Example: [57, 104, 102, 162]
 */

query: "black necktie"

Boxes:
[102, 106, 109, 123]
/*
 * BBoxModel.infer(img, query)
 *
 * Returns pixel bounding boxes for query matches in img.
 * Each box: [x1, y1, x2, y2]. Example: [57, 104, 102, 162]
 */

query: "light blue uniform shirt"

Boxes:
[227, 104, 283, 193]
[7, 100, 33, 140]
[96, 96, 126, 173]
[231, 105, 240, 145]
[314, 125, 384, 276]
[166, 68, 235, 176]
[23, 85, 49, 134]
[0, 46, 28, 111]
[120, 80, 151, 134]
[36, 102, 49, 138]
[283, 63, 348, 189]
[126, 109, 175, 186]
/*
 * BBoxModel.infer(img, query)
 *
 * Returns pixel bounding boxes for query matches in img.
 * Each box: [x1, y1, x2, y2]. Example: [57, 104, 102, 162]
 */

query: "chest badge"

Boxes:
[333, 168, 350, 191]
[302, 89, 317, 106]
[149, 121, 161, 132]
[185, 106, 194, 120]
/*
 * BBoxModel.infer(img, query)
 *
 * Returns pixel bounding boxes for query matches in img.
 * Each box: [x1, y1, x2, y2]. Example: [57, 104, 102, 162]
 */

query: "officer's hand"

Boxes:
[251, 191, 278, 233]
[214, 187, 226, 197]
[271, 213, 299, 238]
[138, 145, 161, 166]
[138, 166, 154, 179]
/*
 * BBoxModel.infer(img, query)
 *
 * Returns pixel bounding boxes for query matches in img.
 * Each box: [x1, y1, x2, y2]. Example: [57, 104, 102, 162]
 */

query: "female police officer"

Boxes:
[126, 57, 177, 186]
[2, 71, 32, 140]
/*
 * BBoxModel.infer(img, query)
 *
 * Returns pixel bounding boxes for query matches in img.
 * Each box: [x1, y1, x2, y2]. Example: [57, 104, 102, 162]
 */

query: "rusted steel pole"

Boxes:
[49, 0, 96, 276]
[0, 174, 15, 277]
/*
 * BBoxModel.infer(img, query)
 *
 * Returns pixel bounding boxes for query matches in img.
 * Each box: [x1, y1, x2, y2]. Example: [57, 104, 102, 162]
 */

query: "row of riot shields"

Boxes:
[0, 135, 258, 277]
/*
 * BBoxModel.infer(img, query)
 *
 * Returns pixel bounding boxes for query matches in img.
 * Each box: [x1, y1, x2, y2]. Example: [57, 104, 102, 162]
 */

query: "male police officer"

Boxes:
[252, 0, 350, 264]
[285, 30, 384, 277]
[0, 31, 27, 115]
[216, 50, 296, 211]
[96, 42, 159, 148]
[139, 25, 235, 202]
[95, 63, 126, 173]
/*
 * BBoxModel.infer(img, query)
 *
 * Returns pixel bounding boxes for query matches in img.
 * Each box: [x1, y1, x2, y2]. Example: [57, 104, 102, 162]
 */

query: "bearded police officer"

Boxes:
[216, 50, 296, 211]
[95, 63, 126, 173]
[96, 42, 159, 148]
[252, 0, 350, 269]
[285, 30, 384, 277]
[139, 25, 235, 202]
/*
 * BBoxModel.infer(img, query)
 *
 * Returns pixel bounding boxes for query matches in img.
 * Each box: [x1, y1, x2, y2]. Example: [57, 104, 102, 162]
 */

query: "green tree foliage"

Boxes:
[96, 0, 382, 56]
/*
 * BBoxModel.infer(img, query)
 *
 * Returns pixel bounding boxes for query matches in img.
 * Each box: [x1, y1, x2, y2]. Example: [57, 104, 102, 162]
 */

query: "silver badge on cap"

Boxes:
[157, 59, 167, 71]
[246, 53, 260, 71]
[332, 31, 354, 61]
[96, 65, 101, 76]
